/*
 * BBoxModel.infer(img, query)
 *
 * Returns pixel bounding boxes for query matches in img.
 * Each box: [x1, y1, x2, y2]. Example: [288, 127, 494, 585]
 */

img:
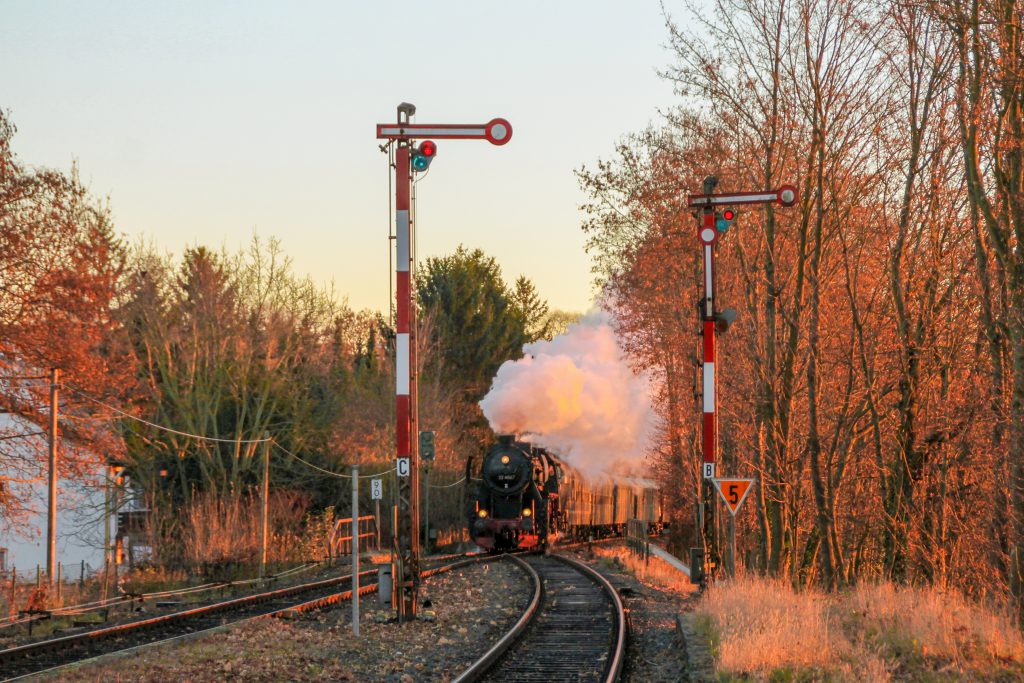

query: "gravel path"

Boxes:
[55, 559, 531, 682]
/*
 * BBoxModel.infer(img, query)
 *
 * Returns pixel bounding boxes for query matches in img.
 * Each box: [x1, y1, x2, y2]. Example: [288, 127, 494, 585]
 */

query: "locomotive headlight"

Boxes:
[501, 455, 511, 464]
[478, 509, 489, 518]
[522, 508, 532, 517]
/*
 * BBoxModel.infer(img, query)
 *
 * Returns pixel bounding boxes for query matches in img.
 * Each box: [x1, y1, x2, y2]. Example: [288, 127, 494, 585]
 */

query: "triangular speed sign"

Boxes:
[712, 478, 755, 515]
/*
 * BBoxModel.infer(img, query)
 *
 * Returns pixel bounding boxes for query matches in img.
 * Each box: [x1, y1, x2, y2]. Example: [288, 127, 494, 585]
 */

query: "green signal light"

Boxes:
[716, 208, 736, 232]
[411, 140, 437, 173]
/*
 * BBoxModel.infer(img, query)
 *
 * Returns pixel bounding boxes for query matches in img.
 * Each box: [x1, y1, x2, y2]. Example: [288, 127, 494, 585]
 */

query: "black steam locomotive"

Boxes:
[465, 435, 662, 551]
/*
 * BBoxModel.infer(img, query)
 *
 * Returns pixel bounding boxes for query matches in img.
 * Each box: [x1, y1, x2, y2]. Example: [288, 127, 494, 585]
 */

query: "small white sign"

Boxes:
[371, 478, 383, 500]
[397, 457, 411, 477]
[702, 462, 715, 479]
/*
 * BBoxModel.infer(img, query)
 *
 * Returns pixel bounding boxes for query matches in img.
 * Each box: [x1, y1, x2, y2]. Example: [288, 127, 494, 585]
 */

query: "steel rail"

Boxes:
[450, 554, 542, 683]
[552, 554, 627, 683]
[0, 561, 326, 630]
[0, 551, 493, 681]
[452, 552, 626, 683]
[0, 569, 376, 674]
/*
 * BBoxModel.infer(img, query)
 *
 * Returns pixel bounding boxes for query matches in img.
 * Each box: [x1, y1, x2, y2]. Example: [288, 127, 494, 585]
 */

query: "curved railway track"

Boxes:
[454, 553, 626, 683]
[0, 554, 488, 681]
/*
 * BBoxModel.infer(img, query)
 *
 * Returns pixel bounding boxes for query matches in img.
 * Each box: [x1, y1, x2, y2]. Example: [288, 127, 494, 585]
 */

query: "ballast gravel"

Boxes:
[561, 544, 698, 683]
[57, 558, 532, 682]
[55, 544, 696, 682]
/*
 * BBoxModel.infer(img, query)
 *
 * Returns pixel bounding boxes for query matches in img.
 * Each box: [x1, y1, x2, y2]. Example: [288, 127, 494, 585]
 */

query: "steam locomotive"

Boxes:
[465, 435, 662, 551]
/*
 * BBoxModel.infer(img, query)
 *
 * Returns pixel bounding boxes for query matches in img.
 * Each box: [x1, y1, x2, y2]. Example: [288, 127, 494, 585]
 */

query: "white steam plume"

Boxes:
[479, 310, 656, 476]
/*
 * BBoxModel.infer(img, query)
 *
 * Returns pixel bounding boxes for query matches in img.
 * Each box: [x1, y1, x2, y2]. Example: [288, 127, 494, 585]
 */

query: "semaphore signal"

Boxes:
[375, 102, 512, 621]
[689, 176, 796, 589]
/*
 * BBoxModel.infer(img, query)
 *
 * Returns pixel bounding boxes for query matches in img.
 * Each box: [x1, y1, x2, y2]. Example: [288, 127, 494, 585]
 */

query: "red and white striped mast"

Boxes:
[688, 176, 797, 587]
[377, 103, 512, 619]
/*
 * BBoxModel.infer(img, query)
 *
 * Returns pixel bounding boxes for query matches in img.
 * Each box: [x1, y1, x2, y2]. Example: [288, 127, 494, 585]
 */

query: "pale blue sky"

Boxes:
[2, 1, 687, 314]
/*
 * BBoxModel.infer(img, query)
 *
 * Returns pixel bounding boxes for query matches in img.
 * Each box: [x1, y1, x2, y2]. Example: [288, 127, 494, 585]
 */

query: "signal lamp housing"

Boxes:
[715, 208, 737, 233]
[411, 140, 437, 172]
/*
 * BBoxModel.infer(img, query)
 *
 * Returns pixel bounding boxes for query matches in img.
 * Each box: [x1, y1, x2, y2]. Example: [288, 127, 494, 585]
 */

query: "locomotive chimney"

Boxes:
[497, 434, 515, 445]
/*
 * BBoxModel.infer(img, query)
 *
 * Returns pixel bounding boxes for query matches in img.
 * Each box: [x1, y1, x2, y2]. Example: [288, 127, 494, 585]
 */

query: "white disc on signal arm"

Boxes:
[700, 228, 716, 243]
[485, 118, 513, 145]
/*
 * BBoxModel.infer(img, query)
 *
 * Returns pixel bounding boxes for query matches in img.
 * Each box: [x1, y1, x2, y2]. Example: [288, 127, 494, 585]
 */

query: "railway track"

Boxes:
[0, 553, 487, 681]
[454, 553, 626, 683]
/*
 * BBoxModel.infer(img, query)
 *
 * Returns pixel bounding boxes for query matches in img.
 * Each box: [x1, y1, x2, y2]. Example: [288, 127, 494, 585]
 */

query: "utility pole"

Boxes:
[258, 432, 270, 581]
[420, 431, 435, 553]
[376, 104, 511, 619]
[46, 368, 59, 595]
[423, 463, 430, 552]
[688, 179, 796, 588]
[351, 465, 360, 637]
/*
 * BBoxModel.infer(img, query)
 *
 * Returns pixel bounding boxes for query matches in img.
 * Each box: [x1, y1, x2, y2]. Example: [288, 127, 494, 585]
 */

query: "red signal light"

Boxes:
[420, 140, 436, 157]
[723, 209, 735, 221]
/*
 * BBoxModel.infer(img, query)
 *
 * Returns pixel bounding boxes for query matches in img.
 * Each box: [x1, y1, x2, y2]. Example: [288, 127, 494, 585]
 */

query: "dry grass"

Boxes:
[695, 575, 1024, 682]
[591, 545, 696, 595]
[845, 582, 1024, 667]
[700, 575, 846, 676]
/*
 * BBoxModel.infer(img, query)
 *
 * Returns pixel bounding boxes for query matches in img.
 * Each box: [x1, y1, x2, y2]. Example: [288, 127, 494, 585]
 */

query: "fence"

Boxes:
[1, 560, 113, 618]
[626, 519, 651, 565]
[326, 515, 379, 563]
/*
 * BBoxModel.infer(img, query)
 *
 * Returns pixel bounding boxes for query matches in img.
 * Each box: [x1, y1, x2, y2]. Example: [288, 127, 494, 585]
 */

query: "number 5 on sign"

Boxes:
[712, 478, 755, 515]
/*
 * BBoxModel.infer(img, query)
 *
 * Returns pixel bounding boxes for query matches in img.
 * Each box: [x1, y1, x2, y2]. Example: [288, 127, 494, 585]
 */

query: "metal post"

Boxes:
[424, 464, 430, 553]
[698, 177, 720, 587]
[375, 498, 381, 551]
[46, 368, 59, 595]
[392, 103, 420, 620]
[352, 465, 360, 637]
[102, 473, 110, 601]
[391, 505, 400, 608]
[729, 514, 736, 578]
[258, 432, 270, 581]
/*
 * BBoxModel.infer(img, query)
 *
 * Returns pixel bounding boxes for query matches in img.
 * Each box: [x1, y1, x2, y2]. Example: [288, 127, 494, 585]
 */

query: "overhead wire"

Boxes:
[63, 386, 271, 444]
[0, 431, 45, 442]
[57, 388, 417, 484]
[428, 479, 468, 489]
[272, 441, 396, 479]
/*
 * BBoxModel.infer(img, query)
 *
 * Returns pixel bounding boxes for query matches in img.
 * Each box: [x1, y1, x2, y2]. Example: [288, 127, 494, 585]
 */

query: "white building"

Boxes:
[0, 414, 109, 578]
